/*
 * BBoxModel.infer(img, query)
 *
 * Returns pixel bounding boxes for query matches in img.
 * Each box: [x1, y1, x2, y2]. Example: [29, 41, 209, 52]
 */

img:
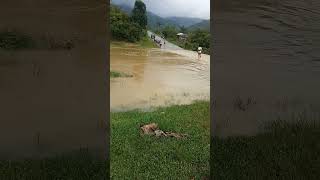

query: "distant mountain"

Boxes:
[113, 4, 176, 29]
[188, 20, 210, 31]
[113, 3, 132, 14]
[112, 3, 207, 31]
[146, 12, 177, 30]
[166, 17, 204, 28]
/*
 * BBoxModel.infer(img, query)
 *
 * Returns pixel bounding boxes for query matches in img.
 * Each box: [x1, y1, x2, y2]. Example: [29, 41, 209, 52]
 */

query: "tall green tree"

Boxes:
[110, 5, 142, 42]
[131, 0, 147, 29]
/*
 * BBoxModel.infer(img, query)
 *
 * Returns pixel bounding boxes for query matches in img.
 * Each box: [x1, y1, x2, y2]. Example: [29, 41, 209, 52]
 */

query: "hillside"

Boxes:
[188, 20, 210, 31]
[112, 3, 206, 30]
[166, 17, 203, 28]
[146, 11, 177, 29]
[113, 3, 132, 14]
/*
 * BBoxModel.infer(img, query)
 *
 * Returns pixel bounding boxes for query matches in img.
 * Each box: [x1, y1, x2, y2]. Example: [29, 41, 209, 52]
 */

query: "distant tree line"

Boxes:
[184, 29, 210, 54]
[110, 0, 147, 42]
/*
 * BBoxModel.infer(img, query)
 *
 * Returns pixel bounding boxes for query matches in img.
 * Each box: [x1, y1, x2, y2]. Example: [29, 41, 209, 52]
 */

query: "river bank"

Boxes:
[111, 36, 158, 49]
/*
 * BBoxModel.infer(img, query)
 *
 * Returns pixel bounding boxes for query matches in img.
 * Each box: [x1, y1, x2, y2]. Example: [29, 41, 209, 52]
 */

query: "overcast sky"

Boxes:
[111, 0, 210, 19]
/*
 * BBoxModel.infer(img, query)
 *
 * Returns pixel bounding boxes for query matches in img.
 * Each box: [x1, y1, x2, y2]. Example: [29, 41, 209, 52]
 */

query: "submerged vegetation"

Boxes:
[111, 101, 210, 179]
[110, 70, 133, 78]
[0, 30, 35, 50]
[110, 36, 157, 49]
[212, 119, 320, 179]
[0, 29, 75, 50]
[138, 36, 158, 48]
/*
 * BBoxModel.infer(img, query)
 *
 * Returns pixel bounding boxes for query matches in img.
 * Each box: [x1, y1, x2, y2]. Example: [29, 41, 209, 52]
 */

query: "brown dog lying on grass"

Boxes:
[140, 123, 187, 138]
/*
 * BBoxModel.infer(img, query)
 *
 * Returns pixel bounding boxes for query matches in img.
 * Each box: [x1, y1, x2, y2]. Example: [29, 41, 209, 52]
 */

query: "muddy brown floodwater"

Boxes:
[213, 0, 320, 136]
[110, 45, 210, 112]
[0, 1, 107, 159]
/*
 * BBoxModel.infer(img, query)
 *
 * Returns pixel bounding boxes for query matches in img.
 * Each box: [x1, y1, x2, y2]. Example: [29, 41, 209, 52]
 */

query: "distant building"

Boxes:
[176, 33, 188, 40]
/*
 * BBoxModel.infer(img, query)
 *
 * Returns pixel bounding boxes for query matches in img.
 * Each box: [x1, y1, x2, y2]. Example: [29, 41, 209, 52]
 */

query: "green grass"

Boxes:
[111, 101, 210, 179]
[110, 41, 130, 48]
[110, 71, 133, 78]
[111, 36, 158, 49]
[0, 150, 108, 180]
[212, 120, 320, 180]
[138, 37, 158, 48]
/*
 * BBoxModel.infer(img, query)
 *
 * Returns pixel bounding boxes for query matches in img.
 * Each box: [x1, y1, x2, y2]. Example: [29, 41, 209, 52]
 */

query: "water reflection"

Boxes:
[213, 0, 320, 136]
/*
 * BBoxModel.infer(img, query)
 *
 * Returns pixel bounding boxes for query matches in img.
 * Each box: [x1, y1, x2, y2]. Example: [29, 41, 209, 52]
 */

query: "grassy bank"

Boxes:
[138, 36, 158, 48]
[110, 71, 133, 78]
[111, 101, 210, 179]
[0, 151, 108, 179]
[212, 120, 320, 179]
[111, 36, 157, 49]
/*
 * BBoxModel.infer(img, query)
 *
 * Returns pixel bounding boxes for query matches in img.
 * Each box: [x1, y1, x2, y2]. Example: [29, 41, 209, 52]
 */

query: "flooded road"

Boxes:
[110, 39, 210, 111]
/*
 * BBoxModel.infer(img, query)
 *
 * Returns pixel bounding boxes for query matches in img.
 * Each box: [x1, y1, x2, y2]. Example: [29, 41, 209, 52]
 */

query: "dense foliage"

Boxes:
[110, 5, 141, 42]
[131, 0, 147, 29]
[184, 29, 211, 54]
[110, 1, 147, 43]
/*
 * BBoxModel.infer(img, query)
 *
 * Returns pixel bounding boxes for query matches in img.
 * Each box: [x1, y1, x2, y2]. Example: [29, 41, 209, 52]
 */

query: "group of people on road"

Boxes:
[150, 34, 165, 48]
[150, 33, 203, 60]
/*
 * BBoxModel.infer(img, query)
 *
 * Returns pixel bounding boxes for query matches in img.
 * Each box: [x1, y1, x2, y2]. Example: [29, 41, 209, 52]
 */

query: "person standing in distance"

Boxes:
[197, 46, 202, 59]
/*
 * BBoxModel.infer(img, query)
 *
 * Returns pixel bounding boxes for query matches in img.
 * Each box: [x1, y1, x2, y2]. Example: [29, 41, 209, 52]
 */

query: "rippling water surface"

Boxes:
[216, 0, 320, 65]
